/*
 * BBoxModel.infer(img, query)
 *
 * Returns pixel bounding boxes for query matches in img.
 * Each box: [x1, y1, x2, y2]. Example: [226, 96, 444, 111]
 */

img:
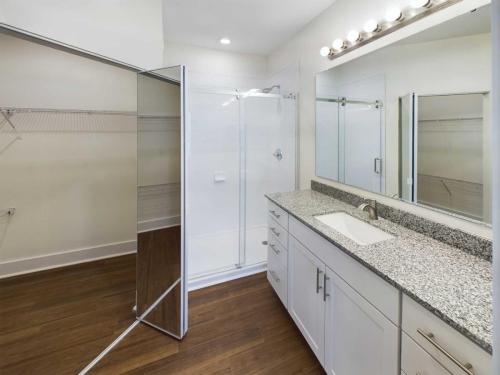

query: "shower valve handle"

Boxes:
[273, 148, 283, 161]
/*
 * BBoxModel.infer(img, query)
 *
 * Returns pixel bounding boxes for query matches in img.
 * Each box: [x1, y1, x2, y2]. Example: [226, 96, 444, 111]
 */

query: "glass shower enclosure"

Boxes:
[187, 88, 297, 279]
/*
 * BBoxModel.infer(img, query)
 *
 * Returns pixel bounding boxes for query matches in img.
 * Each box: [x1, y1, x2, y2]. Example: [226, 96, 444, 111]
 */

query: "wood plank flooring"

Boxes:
[0, 255, 323, 374]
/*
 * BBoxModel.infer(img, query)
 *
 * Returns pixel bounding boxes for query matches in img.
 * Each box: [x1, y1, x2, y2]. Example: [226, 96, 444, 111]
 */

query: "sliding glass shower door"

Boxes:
[316, 97, 384, 194]
[187, 89, 296, 279]
[187, 91, 241, 276]
[243, 94, 296, 266]
[343, 101, 384, 193]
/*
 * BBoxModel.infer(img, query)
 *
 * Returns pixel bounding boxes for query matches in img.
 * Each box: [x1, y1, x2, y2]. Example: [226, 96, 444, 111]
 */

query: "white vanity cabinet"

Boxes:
[266, 200, 289, 307]
[288, 237, 326, 363]
[285, 212, 399, 374]
[324, 268, 399, 375]
[265, 199, 491, 375]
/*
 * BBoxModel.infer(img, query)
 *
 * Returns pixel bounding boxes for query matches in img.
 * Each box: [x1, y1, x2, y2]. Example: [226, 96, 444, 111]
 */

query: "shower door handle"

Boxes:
[273, 148, 283, 161]
[374, 158, 382, 174]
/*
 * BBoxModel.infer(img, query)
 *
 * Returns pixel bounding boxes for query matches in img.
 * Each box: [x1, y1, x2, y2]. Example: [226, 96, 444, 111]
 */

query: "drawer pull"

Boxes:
[270, 210, 281, 219]
[269, 244, 280, 255]
[316, 268, 323, 293]
[270, 227, 280, 237]
[417, 329, 474, 375]
[323, 274, 330, 301]
[270, 270, 280, 283]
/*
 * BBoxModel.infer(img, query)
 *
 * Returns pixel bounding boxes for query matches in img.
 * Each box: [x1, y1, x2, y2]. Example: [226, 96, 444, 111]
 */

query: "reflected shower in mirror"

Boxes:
[315, 3, 491, 224]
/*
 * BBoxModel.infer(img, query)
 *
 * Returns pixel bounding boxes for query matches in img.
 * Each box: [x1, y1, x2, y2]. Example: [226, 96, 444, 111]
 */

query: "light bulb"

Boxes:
[347, 30, 361, 43]
[411, 0, 432, 8]
[363, 19, 380, 33]
[332, 38, 346, 51]
[219, 37, 231, 45]
[320, 46, 331, 57]
[385, 7, 403, 22]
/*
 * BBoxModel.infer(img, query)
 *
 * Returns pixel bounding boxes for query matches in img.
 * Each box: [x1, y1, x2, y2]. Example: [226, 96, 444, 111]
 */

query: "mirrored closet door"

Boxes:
[136, 66, 187, 339]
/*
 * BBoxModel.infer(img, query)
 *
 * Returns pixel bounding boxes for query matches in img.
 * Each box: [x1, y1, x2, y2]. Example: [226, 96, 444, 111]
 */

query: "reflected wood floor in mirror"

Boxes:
[137, 226, 182, 336]
[0, 255, 322, 374]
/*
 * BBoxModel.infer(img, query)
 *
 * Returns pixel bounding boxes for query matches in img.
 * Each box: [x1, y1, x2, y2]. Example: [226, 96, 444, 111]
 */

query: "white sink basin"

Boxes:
[314, 212, 394, 246]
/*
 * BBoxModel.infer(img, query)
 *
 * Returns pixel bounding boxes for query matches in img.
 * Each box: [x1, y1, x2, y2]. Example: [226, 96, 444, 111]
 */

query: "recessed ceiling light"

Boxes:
[220, 37, 231, 45]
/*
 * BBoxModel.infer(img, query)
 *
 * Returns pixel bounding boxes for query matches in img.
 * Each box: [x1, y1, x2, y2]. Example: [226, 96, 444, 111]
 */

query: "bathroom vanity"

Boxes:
[296, 1, 494, 373]
[266, 186, 491, 375]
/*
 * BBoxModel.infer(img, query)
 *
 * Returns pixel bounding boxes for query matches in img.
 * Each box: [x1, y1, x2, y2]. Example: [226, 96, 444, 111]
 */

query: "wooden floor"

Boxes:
[0, 255, 323, 374]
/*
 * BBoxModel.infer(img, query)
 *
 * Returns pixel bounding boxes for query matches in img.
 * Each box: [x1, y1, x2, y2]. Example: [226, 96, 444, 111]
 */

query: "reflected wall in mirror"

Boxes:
[315, 3, 491, 224]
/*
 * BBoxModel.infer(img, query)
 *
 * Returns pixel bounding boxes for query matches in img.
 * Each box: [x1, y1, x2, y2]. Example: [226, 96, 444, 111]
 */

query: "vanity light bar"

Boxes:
[319, 0, 460, 60]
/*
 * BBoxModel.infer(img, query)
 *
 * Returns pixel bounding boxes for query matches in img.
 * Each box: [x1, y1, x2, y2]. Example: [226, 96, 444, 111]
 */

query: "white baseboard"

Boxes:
[1, 239, 267, 291]
[0, 240, 137, 279]
[188, 262, 267, 291]
[138, 215, 180, 233]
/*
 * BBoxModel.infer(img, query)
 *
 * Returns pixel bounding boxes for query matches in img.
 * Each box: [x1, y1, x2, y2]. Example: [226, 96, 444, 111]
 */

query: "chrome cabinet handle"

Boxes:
[417, 329, 474, 375]
[316, 268, 323, 293]
[270, 227, 280, 237]
[270, 210, 281, 219]
[270, 270, 280, 283]
[269, 243, 280, 255]
[323, 274, 330, 301]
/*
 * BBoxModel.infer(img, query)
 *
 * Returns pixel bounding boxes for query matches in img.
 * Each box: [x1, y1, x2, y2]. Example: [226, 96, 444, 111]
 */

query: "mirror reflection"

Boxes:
[315, 4, 491, 223]
[137, 66, 186, 338]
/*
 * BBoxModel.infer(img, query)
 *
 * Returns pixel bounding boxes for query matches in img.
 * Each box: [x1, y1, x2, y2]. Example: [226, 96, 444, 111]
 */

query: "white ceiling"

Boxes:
[163, 0, 336, 55]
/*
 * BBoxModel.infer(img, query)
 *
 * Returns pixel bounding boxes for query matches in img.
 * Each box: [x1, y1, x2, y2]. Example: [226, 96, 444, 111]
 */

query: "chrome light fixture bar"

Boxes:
[319, 0, 461, 60]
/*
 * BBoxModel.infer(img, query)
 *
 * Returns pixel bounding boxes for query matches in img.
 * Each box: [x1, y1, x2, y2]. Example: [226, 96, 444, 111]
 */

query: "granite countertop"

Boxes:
[266, 189, 492, 354]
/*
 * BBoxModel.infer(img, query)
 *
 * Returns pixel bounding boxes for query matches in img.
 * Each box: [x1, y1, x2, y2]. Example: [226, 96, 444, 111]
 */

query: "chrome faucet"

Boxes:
[358, 199, 378, 220]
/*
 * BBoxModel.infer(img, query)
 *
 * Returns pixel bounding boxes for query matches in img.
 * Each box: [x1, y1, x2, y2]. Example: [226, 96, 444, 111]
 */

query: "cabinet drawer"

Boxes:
[402, 295, 491, 375]
[289, 216, 399, 324]
[268, 231, 287, 265]
[267, 200, 289, 230]
[402, 332, 452, 375]
[267, 216, 288, 248]
[267, 239, 287, 307]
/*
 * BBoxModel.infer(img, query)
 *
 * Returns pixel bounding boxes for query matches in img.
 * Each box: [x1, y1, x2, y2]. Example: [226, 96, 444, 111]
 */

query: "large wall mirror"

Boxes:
[315, 3, 492, 224]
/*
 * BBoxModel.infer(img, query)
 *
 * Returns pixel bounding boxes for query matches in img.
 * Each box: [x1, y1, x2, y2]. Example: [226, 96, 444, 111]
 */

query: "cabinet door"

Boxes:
[288, 236, 325, 364]
[324, 267, 398, 375]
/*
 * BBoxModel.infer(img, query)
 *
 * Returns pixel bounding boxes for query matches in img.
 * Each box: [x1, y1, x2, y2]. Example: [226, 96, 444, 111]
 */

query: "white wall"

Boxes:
[164, 41, 269, 90]
[0, 33, 137, 276]
[0, 0, 164, 69]
[268, 0, 493, 238]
